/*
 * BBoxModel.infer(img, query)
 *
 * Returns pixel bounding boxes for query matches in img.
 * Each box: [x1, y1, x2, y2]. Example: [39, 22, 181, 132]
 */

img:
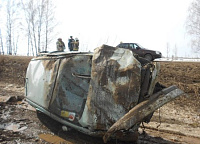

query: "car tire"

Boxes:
[144, 54, 153, 61]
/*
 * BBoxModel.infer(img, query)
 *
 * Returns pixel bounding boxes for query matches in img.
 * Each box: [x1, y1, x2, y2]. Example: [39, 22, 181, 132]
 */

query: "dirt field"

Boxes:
[0, 55, 200, 144]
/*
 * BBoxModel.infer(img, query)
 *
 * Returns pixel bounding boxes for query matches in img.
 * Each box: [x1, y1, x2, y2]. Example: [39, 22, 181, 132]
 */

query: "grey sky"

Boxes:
[54, 0, 193, 57]
[0, 0, 195, 57]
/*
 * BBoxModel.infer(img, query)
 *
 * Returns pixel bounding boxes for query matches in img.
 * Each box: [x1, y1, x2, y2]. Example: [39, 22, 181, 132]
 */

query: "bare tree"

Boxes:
[44, 0, 57, 51]
[6, 0, 12, 55]
[20, 0, 35, 56]
[20, 0, 57, 55]
[166, 42, 170, 59]
[37, 0, 46, 53]
[173, 44, 178, 60]
[6, 0, 20, 55]
[0, 3, 5, 55]
[186, 0, 200, 53]
[0, 28, 4, 55]
[12, 34, 19, 55]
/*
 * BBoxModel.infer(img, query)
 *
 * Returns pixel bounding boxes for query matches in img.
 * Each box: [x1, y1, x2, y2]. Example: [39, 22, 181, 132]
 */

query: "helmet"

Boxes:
[58, 38, 62, 40]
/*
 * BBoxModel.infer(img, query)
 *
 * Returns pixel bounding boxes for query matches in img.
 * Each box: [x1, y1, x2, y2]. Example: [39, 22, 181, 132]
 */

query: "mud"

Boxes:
[0, 55, 200, 143]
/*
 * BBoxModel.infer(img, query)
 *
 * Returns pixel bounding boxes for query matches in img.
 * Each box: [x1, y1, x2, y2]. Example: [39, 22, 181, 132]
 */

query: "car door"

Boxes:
[128, 43, 136, 53]
[131, 43, 144, 57]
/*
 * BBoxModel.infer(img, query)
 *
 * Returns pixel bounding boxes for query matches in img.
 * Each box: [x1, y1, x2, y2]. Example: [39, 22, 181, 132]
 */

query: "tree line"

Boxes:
[186, 0, 200, 54]
[165, 0, 200, 58]
[0, 0, 56, 56]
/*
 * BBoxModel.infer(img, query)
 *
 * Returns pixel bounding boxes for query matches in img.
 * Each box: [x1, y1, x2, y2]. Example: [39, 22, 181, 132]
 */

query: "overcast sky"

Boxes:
[0, 0, 195, 57]
[53, 0, 194, 57]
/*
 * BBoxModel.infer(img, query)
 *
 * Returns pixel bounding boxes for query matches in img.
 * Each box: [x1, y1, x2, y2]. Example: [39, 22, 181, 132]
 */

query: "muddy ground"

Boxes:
[0, 55, 200, 144]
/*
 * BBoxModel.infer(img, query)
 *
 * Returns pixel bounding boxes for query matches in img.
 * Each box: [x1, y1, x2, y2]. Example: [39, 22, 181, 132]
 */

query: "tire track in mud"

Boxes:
[142, 127, 200, 144]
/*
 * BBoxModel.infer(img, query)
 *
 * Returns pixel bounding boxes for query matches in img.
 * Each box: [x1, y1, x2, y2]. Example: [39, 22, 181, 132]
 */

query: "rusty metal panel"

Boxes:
[81, 45, 141, 130]
[25, 59, 60, 109]
[103, 85, 185, 143]
[148, 62, 160, 95]
[49, 55, 92, 122]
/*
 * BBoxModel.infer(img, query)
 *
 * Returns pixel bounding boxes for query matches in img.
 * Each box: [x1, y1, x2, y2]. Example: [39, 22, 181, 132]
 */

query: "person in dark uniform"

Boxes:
[68, 36, 74, 51]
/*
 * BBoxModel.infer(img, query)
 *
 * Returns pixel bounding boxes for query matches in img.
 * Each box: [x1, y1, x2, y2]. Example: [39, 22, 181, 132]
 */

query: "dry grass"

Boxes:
[0, 55, 33, 85]
[159, 62, 200, 111]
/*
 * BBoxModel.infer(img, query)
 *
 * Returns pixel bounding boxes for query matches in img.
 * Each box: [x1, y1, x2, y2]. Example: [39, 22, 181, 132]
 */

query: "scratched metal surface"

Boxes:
[25, 58, 60, 109]
[49, 55, 92, 121]
[83, 45, 142, 130]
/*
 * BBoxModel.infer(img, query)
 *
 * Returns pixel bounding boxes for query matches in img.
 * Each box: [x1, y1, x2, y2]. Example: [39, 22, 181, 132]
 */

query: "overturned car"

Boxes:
[25, 45, 184, 143]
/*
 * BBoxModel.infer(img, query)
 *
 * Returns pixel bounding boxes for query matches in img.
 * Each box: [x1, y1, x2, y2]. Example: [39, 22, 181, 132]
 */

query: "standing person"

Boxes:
[68, 36, 74, 51]
[73, 38, 79, 51]
[56, 38, 65, 51]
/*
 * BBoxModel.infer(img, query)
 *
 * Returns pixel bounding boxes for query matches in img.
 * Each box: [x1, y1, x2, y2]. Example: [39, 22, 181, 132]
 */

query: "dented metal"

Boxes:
[103, 85, 184, 143]
[25, 45, 185, 143]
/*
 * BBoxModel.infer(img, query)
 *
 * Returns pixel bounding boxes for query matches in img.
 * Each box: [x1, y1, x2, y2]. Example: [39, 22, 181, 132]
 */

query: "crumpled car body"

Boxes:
[25, 45, 184, 143]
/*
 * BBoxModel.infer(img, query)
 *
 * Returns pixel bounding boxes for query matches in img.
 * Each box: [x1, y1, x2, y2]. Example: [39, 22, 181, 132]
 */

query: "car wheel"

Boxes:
[144, 54, 153, 61]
